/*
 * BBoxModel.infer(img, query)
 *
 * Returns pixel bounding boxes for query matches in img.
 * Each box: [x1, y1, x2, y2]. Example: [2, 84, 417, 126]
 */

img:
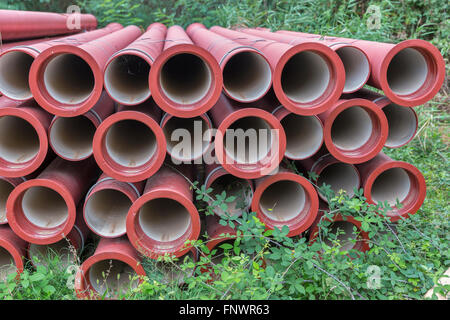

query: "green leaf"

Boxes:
[29, 273, 45, 282]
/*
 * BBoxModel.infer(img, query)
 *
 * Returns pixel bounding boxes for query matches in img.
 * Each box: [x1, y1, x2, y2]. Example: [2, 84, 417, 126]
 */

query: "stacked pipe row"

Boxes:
[0, 10, 444, 298]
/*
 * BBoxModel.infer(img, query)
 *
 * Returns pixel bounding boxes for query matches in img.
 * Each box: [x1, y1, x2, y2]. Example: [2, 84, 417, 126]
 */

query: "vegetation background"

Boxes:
[0, 0, 448, 300]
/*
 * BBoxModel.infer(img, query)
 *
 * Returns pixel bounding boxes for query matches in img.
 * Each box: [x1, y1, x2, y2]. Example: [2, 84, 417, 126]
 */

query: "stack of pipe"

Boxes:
[0, 9, 444, 299]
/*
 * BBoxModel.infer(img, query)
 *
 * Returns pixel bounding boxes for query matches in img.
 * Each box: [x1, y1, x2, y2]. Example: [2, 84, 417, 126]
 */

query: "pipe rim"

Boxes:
[0, 107, 48, 177]
[251, 172, 319, 237]
[6, 178, 76, 244]
[323, 99, 388, 164]
[149, 44, 223, 118]
[214, 108, 286, 179]
[93, 110, 166, 183]
[29, 45, 103, 117]
[272, 43, 345, 115]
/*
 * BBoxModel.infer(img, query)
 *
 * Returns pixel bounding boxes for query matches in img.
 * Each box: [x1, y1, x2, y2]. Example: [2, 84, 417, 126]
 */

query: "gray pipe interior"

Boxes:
[323, 221, 358, 251]
[104, 54, 151, 105]
[336, 47, 370, 92]
[317, 163, 360, 199]
[0, 51, 34, 100]
[159, 53, 212, 104]
[0, 246, 16, 281]
[0, 179, 14, 223]
[383, 104, 417, 147]
[371, 167, 411, 206]
[29, 239, 75, 269]
[331, 106, 373, 150]
[50, 116, 96, 160]
[223, 51, 272, 102]
[209, 174, 253, 216]
[43, 53, 95, 105]
[0, 116, 40, 164]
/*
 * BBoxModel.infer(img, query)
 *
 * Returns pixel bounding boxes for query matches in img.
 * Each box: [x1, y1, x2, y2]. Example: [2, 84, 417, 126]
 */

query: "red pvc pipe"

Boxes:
[0, 224, 27, 281]
[126, 164, 201, 259]
[104, 23, 167, 106]
[344, 88, 418, 148]
[318, 98, 388, 164]
[297, 152, 361, 203]
[0, 35, 64, 53]
[0, 10, 97, 41]
[356, 152, 426, 222]
[48, 91, 115, 161]
[0, 96, 53, 178]
[6, 157, 99, 244]
[274, 30, 445, 106]
[83, 173, 144, 238]
[75, 236, 146, 299]
[186, 23, 272, 103]
[92, 99, 166, 183]
[161, 112, 213, 163]
[29, 25, 142, 117]
[251, 165, 319, 237]
[204, 163, 254, 217]
[210, 26, 345, 115]
[0, 176, 26, 224]
[309, 201, 369, 252]
[0, 23, 123, 101]
[148, 25, 223, 118]
[210, 93, 286, 179]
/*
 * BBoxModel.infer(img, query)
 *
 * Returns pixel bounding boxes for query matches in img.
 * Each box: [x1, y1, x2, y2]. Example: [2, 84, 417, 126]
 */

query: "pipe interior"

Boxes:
[138, 198, 191, 242]
[223, 51, 272, 102]
[105, 119, 157, 168]
[323, 221, 358, 251]
[29, 239, 74, 269]
[209, 174, 253, 216]
[336, 47, 370, 92]
[0, 51, 34, 100]
[88, 259, 139, 297]
[281, 114, 323, 159]
[0, 179, 14, 223]
[281, 51, 330, 103]
[259, 180, 306, 222]
[104, 54, 151, 105]
[387, 48, 428, 95]
[21, 186, 68, 229]
[0, 116, 40, 164]
[224, 116, 273, 164]
[211, 240, 235, 265]
[331, 106, 373, 150]
[85, 189, 132, 237]
[163, 116, 210, 161]
[383, 104, 417, 147]
[317, 163, 359, 199]
[371, 167, 411, 206]
[159, 53, 212, 104]
[0, 246, 16, 281]
[50, 116, 96, 160]
[43, 53, 95, 105]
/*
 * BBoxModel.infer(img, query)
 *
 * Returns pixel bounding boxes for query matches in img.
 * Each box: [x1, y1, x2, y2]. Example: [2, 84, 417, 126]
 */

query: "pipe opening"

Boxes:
[259, 180, 306, 222]
[21, 186, 68, 228]
[323, 221, 358, 251]
[0, 51, 34, 100]
[371, 167, 411, 206]
[138, 198, 191, 242]
[209, 174, 253, 216]
[0, 246, 16, 281]
[88, 259, 139, 297]
[331, 106, 373, 150]
[281, 51, 330, 103]
[85, 189, 132, 237]
[154, 251, 195, 284]
[105, 120, 157, 168]
[104, 54, 151, 105]
[387, 48, 428, 95]
[383, 104, 417, 148]
[317, 163, 359, 199]
[160, 53, 212, 104]
[43, 53, 95, 105]
[224, 116, 272, 164]
[281, 114, 323, 159]
[29, 239, 75, 269]
[0, 116, 40, 164]
[163, 116, 210, 161]
[223, 51, 272, 102]
[211, 240, 235, 264]
[50, 116, 96, 160]
[336, 47, 370, 92]
[0, 179, 14, 223]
